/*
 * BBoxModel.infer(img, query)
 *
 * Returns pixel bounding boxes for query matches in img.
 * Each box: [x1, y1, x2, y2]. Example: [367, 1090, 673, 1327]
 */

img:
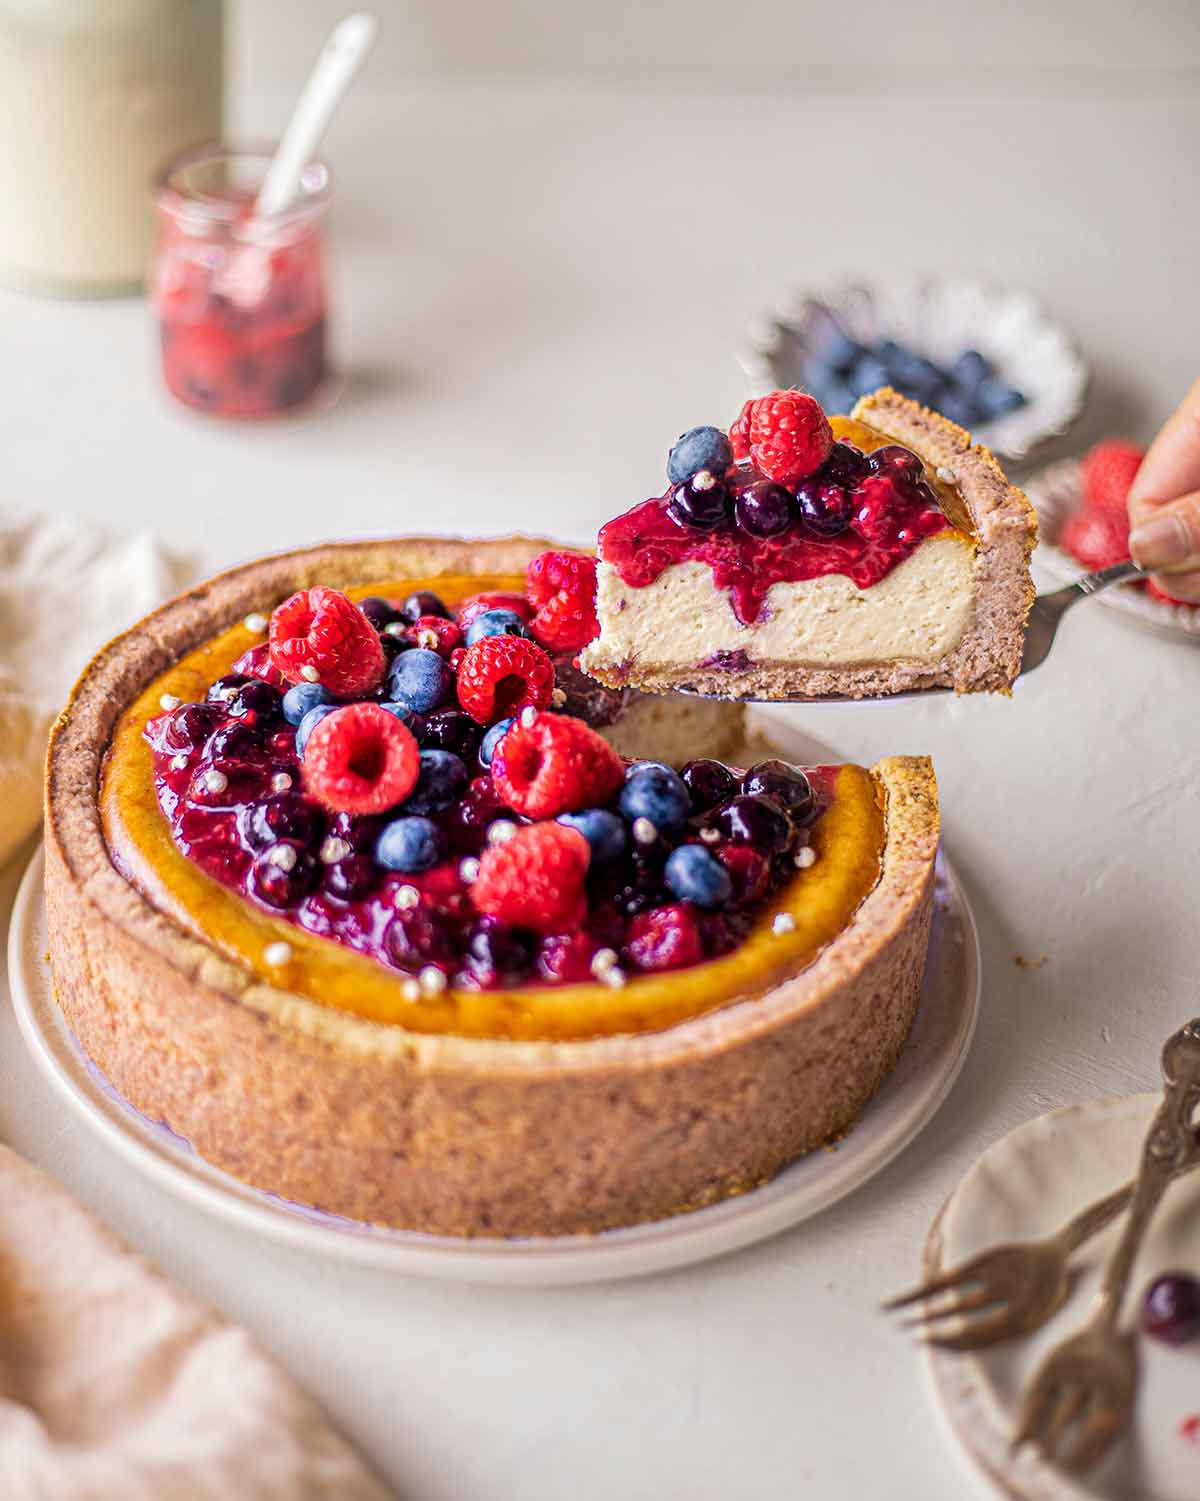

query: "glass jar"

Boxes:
[0, 0, 223, 296]
[152, 144, 332, 419]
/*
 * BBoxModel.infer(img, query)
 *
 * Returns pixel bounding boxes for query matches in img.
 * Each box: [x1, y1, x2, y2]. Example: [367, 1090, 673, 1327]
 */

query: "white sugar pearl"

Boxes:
[419, 965, 448, 995]
[200, 769, 228, 795]
[320, 836, 352, 865]
[698, 826, 721, 845]
[264, 941, 293, 967]
[271, 772, 293, 793]
[794, 846, 817, 870]
[691, 469, 717, 491]
[591, 948, 619, 976]
[243, 612, 268, 633]
[519, 705, 539, 728]
[394, 885, 420, 911]
[384, 622, 408, 639]
[632, 817, 657, 845]
[266, 843, 298, 871]
[299, 664, 321, 683]
[487, 819, 519, 846]
[159, 693, 181, 711]
[599, 966, 627, 989]
[458, 857, 481, 883]
[170, 753, 188, 771]
[402, 978, 421, 1001]
[772, 912, 797, 936]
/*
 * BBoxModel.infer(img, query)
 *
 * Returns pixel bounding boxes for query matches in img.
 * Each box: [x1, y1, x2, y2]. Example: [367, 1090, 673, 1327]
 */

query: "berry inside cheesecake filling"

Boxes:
[141, 558, 839, 996]
[596, 391, 968, 626]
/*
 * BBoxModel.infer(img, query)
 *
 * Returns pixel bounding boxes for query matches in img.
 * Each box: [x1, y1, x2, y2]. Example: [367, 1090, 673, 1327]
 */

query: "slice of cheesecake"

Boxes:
[580, 388, 1037, 699]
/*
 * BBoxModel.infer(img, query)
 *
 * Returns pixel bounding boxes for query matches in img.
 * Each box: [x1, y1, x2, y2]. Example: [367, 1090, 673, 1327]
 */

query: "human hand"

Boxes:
[1128, 377, 1200, 603]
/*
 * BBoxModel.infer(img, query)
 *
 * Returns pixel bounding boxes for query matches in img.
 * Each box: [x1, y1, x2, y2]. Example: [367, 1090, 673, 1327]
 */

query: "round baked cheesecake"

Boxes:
[45, 536, 940, 1237]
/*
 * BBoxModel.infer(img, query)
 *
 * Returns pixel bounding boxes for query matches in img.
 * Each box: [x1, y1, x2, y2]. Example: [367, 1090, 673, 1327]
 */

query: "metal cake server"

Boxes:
[682, 560, 1148, 705]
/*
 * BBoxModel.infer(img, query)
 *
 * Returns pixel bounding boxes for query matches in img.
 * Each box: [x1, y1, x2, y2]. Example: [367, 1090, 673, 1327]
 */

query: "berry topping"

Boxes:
[680, 758, 739, 813]
[667, 472, 731, 531]
[1080, 439, 1144, 521]
[224, 679, 283, 727]
[243, 792, 325, 851]
[667, 425, 734, 486]
[461, 917, 536, 988]
[711, 793, 794, 853]
[729, 399, 753, 461]
[455, 635, 556, 724]
[268, 586, 386, 698]
[478, 716, 515, 768]
[525, 551, 600, 653]
[471, 822, 590, 933]
[741, 760, 815, 820]
[715, 844, 771, 906]
[491, 713, 624, 819]
[387, 646, 454, 714]
[456, 592, 535, 630]
[745, 390, 833, 487]
[732, 478, 793, 537]
[375, 815, 447, 872]
[249, 843, 320, 908]
[464, 607, 531, 646]
[624, 903, 703, 973]
[231, 643, 288, 690]
[618, 762, 691, 832]
[302, 702, 420, 815]
[404, 749, 469, 815]
[282, 681, 333, 726]
[399, 590, 450, 623]
[557, 807, 627, 863]
[404, 615, 463, 656]
[1143, 1273, 1200, 1346]
[794, 477, 855, 536]
[664, 845, 733, 909]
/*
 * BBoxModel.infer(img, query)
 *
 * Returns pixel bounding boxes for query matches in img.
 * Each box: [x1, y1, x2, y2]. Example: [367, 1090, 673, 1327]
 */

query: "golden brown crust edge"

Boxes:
[586, 389, 1038, 700]
[45, 537, 940, 1236]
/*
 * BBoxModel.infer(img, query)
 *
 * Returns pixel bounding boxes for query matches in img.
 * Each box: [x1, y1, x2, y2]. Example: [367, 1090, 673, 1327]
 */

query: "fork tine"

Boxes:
[899, 1284, 998, 1331]
[1039, 1386, 1086, 1454]
[881, 1264, 982, 1312]
[1012, 1375, 1058, 1452]
[1060, 1404, 1123, 1475]
[920, 1306, 1020, 1352]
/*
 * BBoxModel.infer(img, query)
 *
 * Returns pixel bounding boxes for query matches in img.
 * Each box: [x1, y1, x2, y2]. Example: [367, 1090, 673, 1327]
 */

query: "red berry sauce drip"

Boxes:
[144, 604, 837, 991]
[599, 443, 951, 626]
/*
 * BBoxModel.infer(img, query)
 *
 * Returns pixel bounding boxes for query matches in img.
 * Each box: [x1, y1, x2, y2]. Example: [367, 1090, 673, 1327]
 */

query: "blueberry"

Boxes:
[937, 391, 983, 428]
[359, 596, 400, 631]
[295, 702, 337, 756]
[161, 701, 224, 754]
[248, 842, 320, 908]
[794, 479, 854, 535]
[820, 441, 870, 488]
[225, 680, 282, 727]
[666, 425, 734, 487]
[712, 793, 794, 853]
[664, 844, 733, 909]
[478, 716, 515, 768]
[1143, 1273, 1200, 1346]
[848, 353, 890, 398]
[558, 808, 627, 863]
[976, 379, 1025, 418]
[206, 719, 267, 763]
[399, 590, 450, 623]
[378, 702, 427, 739]
[420, 708, 482, 759]
[679, 758, 739, 813]
[733, 479, 793, 537]
[741, 760, 815, 820]
[889, 350, 945, 400]
[619, 763, 691, 831]
[403, 749, 468, 815]
[814, 329, 865, 376]
[464, 916, 535, 986]
[244, 792, 325, 851]
[666, 472, 731, 530]
[869, 444, 924, 480]
[464, 608, 531, 646]
[949, 349, 993, 387]
[387, 647, 452, 714]
[282, 681, 333, 726]
[375, 816, 447, 873]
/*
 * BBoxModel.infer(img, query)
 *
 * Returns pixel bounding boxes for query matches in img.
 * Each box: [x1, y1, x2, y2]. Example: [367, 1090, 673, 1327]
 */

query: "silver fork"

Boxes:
[681, 559, 1147, 704]
[1012, 1019, 1200, 1474]
[883, 1180, 1136, 1352]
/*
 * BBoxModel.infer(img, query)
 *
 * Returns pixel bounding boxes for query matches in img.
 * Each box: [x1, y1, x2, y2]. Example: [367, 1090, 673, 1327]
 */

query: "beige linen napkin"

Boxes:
[0, 514, 185, 868]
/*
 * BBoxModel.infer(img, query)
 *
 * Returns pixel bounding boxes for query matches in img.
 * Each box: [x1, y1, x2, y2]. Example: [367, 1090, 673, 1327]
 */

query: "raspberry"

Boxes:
[1060, 507, 1130, 572]
[405, 615, 463, 657]
[745, 390, 833, 486]
[624, 903, 704, 972]
[455, 635, 556, 725]
[729, 399, 754, 462]
[231, 642, 288, 690]
[302, 702, 419, 815]
[491, 712, 624, 818]
[269, 586, 385, 697]
[1081, 440, 1144, 521]
[525, 551, 600, 652]
[456, 592, 534, 630]
[471, 822, 590, 933]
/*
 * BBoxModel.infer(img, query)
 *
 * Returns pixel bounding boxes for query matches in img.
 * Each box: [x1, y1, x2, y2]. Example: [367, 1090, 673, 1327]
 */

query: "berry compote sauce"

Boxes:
[153, 144, 330, 419]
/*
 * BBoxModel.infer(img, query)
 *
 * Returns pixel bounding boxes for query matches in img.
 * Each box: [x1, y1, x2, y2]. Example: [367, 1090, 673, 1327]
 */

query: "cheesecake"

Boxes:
[46, 535, 939, 1237]
[580, 388, 1037, 700]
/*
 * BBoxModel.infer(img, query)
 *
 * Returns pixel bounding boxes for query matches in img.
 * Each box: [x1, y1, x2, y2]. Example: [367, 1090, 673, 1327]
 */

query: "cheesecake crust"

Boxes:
[584, 389, 1038, 700]
[45, 537, 940, 1237]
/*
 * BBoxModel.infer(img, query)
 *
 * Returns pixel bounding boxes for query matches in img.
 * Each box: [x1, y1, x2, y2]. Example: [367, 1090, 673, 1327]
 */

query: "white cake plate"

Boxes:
[10, 837, 978, 1286]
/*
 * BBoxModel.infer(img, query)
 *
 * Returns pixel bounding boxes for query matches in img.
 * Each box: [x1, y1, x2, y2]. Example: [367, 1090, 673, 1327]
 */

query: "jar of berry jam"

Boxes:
[152, 143, 331, 418]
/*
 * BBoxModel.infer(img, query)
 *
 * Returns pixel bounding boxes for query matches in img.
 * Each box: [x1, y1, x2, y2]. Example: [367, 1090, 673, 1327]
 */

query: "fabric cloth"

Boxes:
[0, 516, 390, 1497]
[0, 514, 185, 867]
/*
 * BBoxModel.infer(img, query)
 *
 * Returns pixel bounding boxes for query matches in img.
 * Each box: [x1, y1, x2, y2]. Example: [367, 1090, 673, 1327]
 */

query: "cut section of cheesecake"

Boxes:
[580, 388, 1037, 700]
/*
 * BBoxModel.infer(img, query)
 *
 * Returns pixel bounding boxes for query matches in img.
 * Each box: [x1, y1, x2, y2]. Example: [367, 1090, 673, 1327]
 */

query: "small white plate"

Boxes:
[1027, 458, 1200, 643]
[925, 1093, 1200, 1501]
[10, 840, 978, 1286]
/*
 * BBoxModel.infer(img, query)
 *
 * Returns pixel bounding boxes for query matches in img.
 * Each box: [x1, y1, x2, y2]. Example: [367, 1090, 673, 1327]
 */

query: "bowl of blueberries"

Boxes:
[740, 276, 1088, 464]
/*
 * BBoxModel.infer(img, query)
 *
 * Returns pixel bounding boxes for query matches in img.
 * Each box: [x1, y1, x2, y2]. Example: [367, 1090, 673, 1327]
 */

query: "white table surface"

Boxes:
[1, 79, 1198, 1500]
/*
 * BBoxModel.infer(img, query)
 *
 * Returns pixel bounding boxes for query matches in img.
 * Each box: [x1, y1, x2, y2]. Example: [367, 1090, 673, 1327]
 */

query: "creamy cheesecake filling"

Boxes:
[584, 534, 976, 679]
